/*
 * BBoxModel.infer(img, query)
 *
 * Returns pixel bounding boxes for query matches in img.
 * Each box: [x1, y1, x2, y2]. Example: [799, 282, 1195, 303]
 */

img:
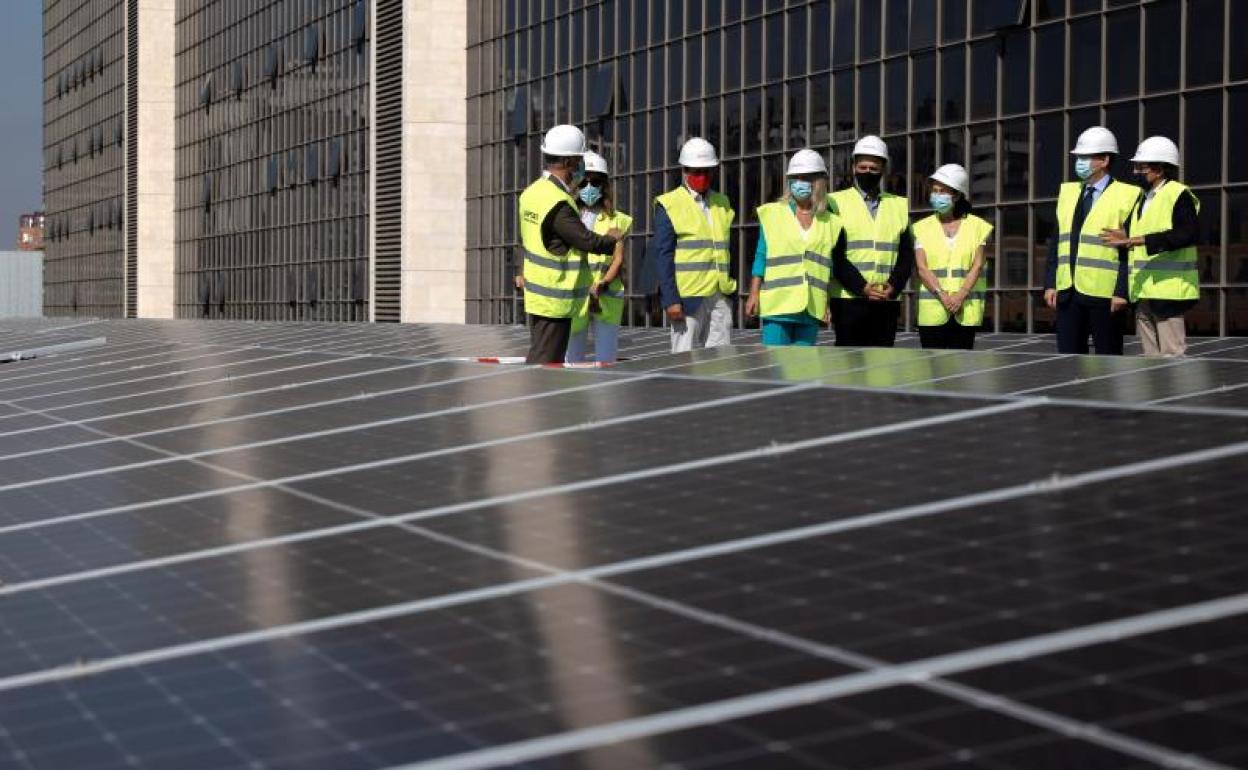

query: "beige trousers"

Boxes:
[1135, 300, 1188, 357]
[670, 293, 733, 353]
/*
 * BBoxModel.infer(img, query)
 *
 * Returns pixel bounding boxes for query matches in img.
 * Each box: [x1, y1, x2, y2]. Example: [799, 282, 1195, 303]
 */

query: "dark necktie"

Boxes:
[1070, 186, 1096, 264]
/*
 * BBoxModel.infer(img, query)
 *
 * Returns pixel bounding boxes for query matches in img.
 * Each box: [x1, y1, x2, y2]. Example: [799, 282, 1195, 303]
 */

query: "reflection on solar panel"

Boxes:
[0, 318, 1245, 770]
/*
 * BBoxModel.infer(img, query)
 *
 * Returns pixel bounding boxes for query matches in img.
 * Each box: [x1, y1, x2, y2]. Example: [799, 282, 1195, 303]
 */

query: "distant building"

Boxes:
[17, 213, 45, 252]
[0, 251, 44, 318]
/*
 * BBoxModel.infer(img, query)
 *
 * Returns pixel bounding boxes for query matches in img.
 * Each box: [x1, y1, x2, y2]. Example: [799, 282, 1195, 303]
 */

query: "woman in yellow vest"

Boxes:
[1099, 136, 1200, 357]
[744, 149, 845, 345]
[913, 164, 993, 350]
[566, 151, 632, 364]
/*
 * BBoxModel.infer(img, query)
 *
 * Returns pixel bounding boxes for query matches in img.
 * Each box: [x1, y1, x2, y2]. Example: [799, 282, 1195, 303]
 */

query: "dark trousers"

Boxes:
[919, 318, 977, 350]
[1055, 292, 1125, 355]
[831, 298, 901, 347]
[525, 314, 571, 364]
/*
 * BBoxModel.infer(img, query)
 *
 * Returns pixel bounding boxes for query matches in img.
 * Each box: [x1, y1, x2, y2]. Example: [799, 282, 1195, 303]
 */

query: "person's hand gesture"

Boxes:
[745, 290, 760, 318]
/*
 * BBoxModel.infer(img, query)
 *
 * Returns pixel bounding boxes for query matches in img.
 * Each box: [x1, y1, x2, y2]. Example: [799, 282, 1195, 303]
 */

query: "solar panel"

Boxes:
[0, 318, 1245, 769]
[618, 344, 1248, 412]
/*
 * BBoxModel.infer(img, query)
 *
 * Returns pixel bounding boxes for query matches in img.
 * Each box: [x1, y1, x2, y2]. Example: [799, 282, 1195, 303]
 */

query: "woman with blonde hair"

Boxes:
[745, 149, 846, 345]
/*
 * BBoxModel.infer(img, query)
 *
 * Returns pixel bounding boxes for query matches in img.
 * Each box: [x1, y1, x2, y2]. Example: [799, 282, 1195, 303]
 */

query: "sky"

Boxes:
[0, 3, 44, 251]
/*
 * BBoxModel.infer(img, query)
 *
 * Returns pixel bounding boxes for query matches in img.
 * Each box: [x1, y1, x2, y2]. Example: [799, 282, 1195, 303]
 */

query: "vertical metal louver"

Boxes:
[372, 0, 402, 322]
[124, 0, 139, 318]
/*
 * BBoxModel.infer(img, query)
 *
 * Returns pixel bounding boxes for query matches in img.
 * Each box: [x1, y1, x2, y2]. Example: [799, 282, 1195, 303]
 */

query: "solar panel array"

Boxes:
[0, 318, 1245, 770]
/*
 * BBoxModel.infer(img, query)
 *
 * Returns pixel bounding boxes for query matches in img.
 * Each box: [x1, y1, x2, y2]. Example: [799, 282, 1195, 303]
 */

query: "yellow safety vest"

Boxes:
[518, 177, 592, 319]
[655, 186, 737, 298]
[913, 213, 993, 327]
[756, 201, 843, 322]
[587, 209, 633, 326]
[1054, 180, 1141, 299]
[1128, 181, 1200, 303]
[827, 189, 909, 301]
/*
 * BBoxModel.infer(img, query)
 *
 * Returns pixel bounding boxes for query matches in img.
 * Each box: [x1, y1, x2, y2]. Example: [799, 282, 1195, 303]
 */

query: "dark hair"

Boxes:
[543, 153, 575, 167]
[596, 178, 617, 216]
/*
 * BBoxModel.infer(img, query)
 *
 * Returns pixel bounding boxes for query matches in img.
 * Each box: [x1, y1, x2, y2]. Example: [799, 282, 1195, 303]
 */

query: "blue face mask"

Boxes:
[929, 192, 954, 214]
[1074, 158, 1094, 181]
[579, 184, 603, 207]
[789, 180, 813, 200]
[570, 161, 587, 186]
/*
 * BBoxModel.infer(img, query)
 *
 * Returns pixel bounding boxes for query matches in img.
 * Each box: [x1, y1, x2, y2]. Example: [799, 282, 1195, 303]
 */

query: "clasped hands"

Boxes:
[864, 282, 894, 301]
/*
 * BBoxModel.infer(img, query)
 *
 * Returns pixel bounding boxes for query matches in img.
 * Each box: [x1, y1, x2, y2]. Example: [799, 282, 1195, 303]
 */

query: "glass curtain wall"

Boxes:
[467, 0, 1248, 335]
[42, 0, 127, 317]
[175, 0, 371, 321]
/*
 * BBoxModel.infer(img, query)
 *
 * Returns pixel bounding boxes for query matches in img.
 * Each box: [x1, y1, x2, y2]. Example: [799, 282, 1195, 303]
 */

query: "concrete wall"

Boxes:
[400, 0, 468, 323]
[0, 252, 44, 318]
[132, 0, 177, 318]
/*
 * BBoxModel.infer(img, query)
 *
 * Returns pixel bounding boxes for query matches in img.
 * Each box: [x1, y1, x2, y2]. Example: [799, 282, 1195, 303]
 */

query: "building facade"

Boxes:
[44, 1, 1248, 334]
[42, 0, 127, 315]
[43, 0, 465, 323]
[466, 0, 1248, 334]
[175, 1, 373, 321]
[43, 0, 177, 318]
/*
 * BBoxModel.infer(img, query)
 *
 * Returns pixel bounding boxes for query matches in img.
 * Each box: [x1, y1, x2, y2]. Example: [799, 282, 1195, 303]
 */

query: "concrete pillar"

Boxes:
[132, 0, 176, 318]
[401, 0, 468, 323]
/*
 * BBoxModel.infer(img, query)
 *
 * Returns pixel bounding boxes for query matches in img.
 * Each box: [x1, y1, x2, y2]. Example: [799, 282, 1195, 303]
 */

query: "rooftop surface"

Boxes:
[0, 318, 1245, 769]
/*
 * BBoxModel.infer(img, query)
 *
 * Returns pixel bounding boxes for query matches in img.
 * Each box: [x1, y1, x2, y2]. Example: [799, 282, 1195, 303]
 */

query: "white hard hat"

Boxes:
[540, 124, 587, 157]
[852, 135, 890, 163]
[1130, 136, 1181, 167]
[929, 163, 970, 196]
[583, 150, 609, 175]
[787, 149, 828, 176]
[1070, 126, 1119, 156]
[678, 137, 719, 168]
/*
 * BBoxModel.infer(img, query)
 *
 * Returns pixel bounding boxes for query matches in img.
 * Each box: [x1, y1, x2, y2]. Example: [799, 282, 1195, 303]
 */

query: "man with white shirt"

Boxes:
[648, 138, 737, 353]
[1042, 126, 1141, 355]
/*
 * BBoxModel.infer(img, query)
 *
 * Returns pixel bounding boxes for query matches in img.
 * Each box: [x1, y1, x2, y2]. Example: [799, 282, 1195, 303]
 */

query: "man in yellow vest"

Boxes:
[1043, 126, 1141, 355]
[826, 135, 913, 347]
[515, 125, 623, 363]
[649, 137, 737, 353]
[1099, 136, 1200, 356]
